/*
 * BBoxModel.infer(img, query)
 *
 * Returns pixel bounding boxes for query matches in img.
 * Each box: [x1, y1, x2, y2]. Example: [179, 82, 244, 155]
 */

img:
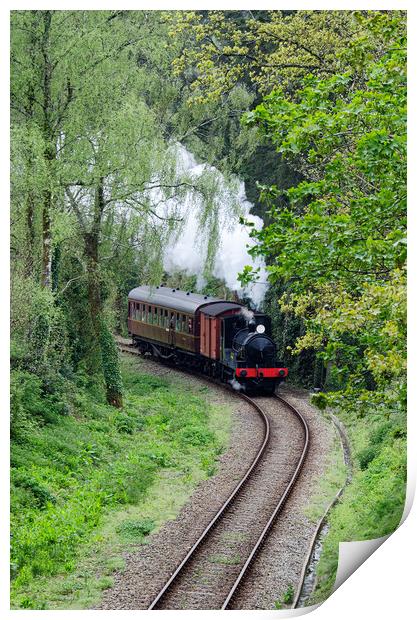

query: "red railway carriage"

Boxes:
[127, 285, 288, 394]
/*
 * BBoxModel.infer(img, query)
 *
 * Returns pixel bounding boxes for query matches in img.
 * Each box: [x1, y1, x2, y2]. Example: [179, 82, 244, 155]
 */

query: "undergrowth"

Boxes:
[10, 355, 231, 609]
[308, 396, 406, 605]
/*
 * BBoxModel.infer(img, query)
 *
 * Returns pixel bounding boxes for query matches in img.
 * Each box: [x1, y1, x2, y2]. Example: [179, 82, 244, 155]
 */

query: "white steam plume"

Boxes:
[239, 307, 255, 322]
[229, 378, 245, 392]
[156, 144, 268, 307]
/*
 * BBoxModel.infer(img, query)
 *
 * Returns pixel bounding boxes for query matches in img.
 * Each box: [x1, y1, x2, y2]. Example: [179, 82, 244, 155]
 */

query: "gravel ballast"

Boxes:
[154, 395, 305, 609]
[98, 352, 337, 610]
[231, 385, 337, 609]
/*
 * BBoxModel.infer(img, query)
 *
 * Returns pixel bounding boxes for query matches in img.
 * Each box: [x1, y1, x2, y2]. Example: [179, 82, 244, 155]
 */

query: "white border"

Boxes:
[1, 2, 415, 619]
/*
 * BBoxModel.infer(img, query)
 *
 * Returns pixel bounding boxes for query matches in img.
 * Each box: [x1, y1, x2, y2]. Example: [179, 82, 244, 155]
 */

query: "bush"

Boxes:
[12, 471, 56, 509]
[10, 370, 69, 437]
[11, 273, 70, 379]
[357, 446, 377, 470]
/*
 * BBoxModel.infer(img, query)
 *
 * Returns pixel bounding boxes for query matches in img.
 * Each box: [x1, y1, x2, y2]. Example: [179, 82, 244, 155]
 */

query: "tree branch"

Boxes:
[65, 187, 87, 229]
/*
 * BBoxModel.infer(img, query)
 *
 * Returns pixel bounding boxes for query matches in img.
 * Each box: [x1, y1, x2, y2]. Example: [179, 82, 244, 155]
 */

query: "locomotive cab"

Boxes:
[221, 314, 271, 358]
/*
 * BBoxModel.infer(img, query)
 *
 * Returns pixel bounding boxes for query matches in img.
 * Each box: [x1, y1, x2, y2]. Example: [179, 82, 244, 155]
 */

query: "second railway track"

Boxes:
[117, 340, 310, 610]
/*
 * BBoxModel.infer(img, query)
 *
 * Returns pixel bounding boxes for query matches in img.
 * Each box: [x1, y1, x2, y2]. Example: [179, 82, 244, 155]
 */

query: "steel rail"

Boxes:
[221, 394, 310, 609]
[147, 392, 270, 609]
[117, 340, 310, 610]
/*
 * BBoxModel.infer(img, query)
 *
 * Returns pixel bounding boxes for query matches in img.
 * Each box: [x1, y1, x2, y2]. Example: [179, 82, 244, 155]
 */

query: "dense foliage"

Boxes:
[241, 11, 406, 410]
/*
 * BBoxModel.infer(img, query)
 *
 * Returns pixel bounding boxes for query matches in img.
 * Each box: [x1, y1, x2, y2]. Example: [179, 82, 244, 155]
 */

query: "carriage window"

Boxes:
[147, 306, 152, 323]
[141, 304, 145, 321]
[164, 309, 168, 327]
[135, 303, 139, 320]
[176, 313, 181, 331]
[182, 315, 186, 332]
[188, 317, 193, 334]
[153, 307, 158, 324]
[170, 313, 175, 330]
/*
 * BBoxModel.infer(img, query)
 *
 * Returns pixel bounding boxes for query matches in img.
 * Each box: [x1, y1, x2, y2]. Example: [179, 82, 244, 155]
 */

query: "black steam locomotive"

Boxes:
[127, 286, 288, 394]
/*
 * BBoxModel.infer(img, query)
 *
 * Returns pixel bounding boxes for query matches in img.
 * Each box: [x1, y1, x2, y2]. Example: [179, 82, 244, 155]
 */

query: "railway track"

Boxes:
[117, 339, 310, 609]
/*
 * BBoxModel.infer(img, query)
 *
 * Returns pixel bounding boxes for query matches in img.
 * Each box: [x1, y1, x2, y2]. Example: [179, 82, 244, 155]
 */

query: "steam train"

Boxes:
[127, 286, 288, 394]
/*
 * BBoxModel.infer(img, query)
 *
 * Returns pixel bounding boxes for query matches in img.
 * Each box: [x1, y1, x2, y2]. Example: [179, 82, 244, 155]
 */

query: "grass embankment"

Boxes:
[308, 399, 406, 605]
[10, 355, 231, 609]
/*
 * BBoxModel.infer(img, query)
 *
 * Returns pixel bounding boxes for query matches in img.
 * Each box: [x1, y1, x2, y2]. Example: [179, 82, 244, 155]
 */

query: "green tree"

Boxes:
[165, 10, 361, 219]
[240, 11, 406, 405]
[169, 10, 359, 103]
[11, 10, 246, 406]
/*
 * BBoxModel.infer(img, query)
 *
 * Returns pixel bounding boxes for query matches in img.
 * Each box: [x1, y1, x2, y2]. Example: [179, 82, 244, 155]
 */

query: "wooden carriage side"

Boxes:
[127, 286, 244, 359]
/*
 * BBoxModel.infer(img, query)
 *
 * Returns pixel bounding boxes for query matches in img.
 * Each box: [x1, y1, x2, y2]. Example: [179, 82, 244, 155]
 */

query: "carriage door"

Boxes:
[169, 311, 176, 347]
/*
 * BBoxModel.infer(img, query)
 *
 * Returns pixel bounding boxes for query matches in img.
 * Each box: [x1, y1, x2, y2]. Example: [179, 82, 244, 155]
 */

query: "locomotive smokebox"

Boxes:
[246, 335, 276, 365]
[248, 318, 256, 332]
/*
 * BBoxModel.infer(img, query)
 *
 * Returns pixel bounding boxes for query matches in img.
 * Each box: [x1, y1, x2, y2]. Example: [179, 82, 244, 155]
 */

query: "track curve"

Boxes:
[223, 394, 309, 609]
[147, 393, 271, 609]
[116, 339, 310, 610]
[148, 395, 309, 609]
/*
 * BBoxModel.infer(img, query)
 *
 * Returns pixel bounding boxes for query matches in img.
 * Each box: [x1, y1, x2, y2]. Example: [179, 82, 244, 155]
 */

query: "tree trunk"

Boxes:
[84, 181, 123, 408]
[24, 13, 38, 277]
[51, 244, 61, 292]
[40, 11, 53, 289]
[41, 191, 52, 288]
[25, 191, 36, 276]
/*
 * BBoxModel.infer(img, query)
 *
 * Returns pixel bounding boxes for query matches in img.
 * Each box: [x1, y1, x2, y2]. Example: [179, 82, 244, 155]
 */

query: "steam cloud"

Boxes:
[229, 378, 245, 392]
[239, 307, 255, 322]
[153, 144, 269, 307]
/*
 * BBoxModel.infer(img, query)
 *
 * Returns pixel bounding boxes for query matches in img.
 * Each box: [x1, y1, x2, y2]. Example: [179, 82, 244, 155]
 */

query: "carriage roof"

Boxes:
[128, 285, 243, 315]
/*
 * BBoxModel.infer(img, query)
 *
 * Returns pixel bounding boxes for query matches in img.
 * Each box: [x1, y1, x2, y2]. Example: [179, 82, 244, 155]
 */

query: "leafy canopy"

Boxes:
[169, 10, 361, 104]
